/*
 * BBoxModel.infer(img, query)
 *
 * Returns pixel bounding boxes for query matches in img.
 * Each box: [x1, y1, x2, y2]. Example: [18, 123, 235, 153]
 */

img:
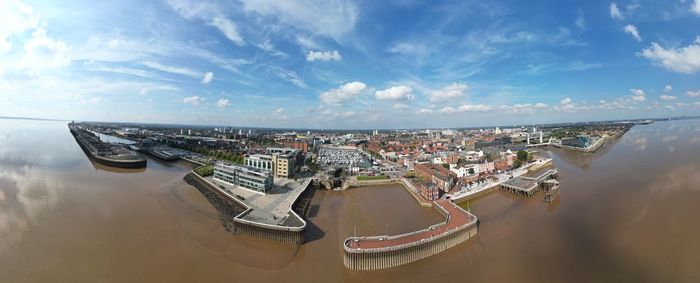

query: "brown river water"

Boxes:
[0, 118, 699, 282]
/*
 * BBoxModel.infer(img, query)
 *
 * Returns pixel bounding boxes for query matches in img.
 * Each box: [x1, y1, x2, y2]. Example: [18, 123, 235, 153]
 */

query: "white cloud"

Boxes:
[141, 61, 201, 78]
[256, 39, 286, 57]
[240, 0, 358, 41]
[319, 81, 367, 105]
[554, 98, 587, 112]
[306, 50, 341, 62]
[660, 95, 677, 100]
[275, 108, 285, 113]
[575, 12, 586, 30]
[687, 90, 700, 97]
[374, 85, 414, 101]
[268, 66, 307, 88]
[630, 89, 646, 101]
[417, 108, 433, 114]
[664, 85, 673, 93]
[693, 0, 700, 15]
[0, 0, 38, 54]
[535, 102, 549, 108]
[393, 103, 409, 110]
[216, 98, 229, 108]
[427, 83, 468, 103]
[439, 106, 456, 114]
[183, 96, 205, 106]
[623, 25, 642, 42]
[17, 28, 70, 71]
[610, 3, 624, 20]
[457, 104, 493, 112]
[639, 37, 700, 74]
[210, 16, 244, 45]
[201, 71, 214, 84]
[167, 0, 244, 46]
[295, 35, 321, 50]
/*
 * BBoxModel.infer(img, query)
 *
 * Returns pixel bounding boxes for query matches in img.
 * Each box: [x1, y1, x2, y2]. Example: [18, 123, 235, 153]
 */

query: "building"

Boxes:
[414, 163, 456, 192]
[245, 154, 274, 171]
[244, 151, 297, 179]
[283, 140, 309, 153]
[450, 164, 479, 178]
[418, 182, 440, 201]
[271, 153, 295, 179]
[494, 158, 509, 171]
[562, 135, 592, 148]
[213, 163, 273, 194]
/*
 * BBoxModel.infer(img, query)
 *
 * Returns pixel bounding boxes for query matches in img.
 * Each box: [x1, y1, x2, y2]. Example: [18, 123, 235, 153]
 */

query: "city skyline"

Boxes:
[1, 0, 700, 128]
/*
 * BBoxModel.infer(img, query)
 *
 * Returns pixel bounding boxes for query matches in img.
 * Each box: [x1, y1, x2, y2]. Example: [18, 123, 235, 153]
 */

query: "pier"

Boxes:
[342, 200, 478, 270]
[186, 172, 310, 244]
[500, 169, 559, 198]
[68, 122, 147, 168]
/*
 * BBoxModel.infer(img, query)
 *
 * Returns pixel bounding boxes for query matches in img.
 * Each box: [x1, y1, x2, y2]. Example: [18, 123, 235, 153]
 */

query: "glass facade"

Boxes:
[213, 163, 272, 193]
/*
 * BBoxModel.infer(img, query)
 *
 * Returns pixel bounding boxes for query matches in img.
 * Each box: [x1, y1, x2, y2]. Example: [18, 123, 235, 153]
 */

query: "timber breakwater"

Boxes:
[343, 199, 478, 270]
[68, 122, 146, 168]
[184, 172, 311, 244]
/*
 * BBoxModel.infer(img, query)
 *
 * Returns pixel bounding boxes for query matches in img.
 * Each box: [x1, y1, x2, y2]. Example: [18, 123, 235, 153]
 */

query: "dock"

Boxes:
[68, 122, 146, 168]
[187, 172, 311, 244]
[342, 200, 478, 270]
[500, 169, 559, 198]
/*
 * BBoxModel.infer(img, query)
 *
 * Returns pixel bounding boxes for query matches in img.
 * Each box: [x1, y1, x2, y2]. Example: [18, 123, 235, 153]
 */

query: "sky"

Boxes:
[1, 0, 699, 129]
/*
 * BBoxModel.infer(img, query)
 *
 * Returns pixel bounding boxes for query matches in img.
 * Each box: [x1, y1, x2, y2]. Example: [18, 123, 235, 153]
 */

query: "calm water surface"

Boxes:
[0, 118, 699, 282]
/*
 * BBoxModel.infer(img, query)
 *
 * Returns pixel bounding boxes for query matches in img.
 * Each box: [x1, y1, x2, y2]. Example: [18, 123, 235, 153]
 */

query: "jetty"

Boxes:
[68, 122, 146, 168]
[500, 169, 559, 198]
[343, 199, 478, 270]
[186, 172, 312, 244]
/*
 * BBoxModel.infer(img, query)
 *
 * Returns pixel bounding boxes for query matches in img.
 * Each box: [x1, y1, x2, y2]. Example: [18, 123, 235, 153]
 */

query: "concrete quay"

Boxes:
[343, 200, 478, 270]
[186, 172, 311, 244]
[69, 122, 146, 169]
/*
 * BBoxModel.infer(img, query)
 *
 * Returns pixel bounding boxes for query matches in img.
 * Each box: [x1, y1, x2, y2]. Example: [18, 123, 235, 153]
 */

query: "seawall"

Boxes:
[342, 200, 477, 270]
[184, 172, 309, 244]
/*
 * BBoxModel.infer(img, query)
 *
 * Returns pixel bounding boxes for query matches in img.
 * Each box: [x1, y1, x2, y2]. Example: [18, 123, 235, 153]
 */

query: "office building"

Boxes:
[213, 163, 273, 194]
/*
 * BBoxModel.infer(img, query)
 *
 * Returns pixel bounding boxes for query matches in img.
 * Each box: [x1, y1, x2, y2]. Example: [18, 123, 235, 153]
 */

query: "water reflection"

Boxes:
[647, 164, 700, 197]
[0, 165, 64, 251]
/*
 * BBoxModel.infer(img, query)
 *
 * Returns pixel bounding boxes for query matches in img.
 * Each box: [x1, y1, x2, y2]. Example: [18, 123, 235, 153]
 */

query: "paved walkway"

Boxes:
[345, 200, 476, 250]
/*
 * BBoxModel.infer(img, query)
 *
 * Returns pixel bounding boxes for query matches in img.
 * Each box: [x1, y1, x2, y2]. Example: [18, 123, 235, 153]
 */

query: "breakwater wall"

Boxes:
[184, 173, 309, 244]
[343, 200, 477, 270]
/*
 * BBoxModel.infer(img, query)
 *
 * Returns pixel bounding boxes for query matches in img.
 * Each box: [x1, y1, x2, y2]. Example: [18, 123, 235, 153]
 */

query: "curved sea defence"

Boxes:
[185, 172, 310, 244]
[68, 123, 146, 168]
[343, 199, 478, 270]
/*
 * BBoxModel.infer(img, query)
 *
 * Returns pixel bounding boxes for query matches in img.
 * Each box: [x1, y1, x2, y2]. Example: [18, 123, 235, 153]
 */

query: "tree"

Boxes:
[513, 159, 522, 168]
[517, 150, 528, 162]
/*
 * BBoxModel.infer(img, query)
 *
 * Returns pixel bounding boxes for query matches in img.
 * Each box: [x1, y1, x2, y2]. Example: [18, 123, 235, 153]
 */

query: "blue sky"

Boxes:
[1, 0, 699, 129]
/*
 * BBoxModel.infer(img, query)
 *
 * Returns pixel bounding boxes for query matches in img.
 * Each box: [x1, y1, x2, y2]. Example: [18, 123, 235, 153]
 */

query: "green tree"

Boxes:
[517, 150, 528, 162]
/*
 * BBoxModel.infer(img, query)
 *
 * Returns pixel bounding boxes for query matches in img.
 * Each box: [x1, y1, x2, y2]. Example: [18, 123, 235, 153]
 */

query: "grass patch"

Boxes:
[194, 164, 214, 177]
[357, 175, 389, 181]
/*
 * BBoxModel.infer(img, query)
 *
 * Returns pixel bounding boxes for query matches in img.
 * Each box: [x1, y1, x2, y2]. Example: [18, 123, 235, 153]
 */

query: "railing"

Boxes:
[343, 201, 477, 253]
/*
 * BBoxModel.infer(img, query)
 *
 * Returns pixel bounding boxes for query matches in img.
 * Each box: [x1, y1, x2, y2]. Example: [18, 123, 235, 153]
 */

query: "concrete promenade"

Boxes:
[190, 172, 309, 244]
[343, 199, 477, 270]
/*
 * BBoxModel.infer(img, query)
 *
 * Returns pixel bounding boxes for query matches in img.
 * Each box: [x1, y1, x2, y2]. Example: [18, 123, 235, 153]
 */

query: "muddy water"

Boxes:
[1, 118, 699, 282]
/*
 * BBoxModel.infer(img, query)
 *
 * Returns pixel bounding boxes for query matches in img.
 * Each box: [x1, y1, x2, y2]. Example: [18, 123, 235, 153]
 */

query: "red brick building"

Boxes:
[494, 158, 508, 171]
[414, 163, 456, 192]
[418, 182, 440, 201]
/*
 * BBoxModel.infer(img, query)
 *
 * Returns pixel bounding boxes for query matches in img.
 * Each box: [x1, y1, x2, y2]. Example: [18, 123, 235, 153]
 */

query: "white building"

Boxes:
[449, 164, 479, 178]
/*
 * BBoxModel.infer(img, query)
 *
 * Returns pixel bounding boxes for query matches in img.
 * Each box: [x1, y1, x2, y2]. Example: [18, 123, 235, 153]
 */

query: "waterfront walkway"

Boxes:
[448, 158, 552, 201]
[345, 199, 476, 250]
